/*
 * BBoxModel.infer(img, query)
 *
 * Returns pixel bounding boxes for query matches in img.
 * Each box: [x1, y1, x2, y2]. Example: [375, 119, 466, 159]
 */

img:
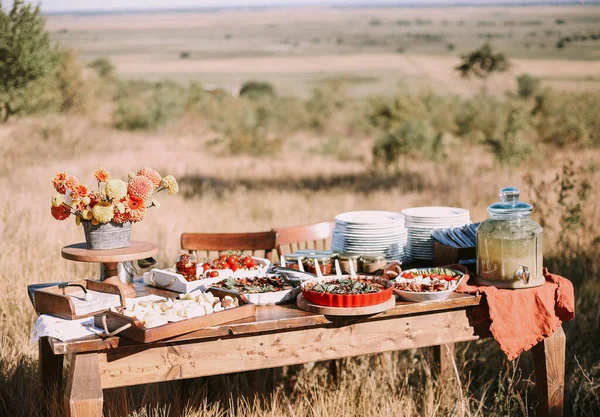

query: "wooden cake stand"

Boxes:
[62, 241, 159, 298]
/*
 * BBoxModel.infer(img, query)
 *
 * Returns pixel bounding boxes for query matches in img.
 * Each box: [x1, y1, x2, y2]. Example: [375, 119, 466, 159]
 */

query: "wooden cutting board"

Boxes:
[94, 298, 256, 343]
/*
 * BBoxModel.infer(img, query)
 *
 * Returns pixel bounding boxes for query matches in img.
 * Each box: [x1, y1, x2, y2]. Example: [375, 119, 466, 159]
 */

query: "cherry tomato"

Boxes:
[220, 254, 228, 261]
[243, 256, 254, 268]
[209, 271, 220, 278]
[202, 263, 211, 271]
[230, 264, 239, 272]
[227, 255, 238, 265]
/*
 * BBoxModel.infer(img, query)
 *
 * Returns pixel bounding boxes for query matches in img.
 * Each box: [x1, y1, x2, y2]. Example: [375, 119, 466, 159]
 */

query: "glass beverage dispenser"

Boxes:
[476, 187, 544, 289]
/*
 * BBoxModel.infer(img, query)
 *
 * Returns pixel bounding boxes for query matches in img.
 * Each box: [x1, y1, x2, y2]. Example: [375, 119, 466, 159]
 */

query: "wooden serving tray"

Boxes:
[93, 292, 256, 343]
[34, 279, 126, 320]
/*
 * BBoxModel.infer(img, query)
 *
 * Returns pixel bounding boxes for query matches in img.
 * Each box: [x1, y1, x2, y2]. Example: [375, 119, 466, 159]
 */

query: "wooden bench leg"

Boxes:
[433, 343, 455, 381]
[64, 353, 103, 417]
[39, 337, 64, 401]
[532, 326, 566, 417]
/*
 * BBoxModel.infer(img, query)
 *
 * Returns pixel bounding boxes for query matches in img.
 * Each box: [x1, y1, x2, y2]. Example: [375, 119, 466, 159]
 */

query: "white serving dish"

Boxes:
[143, 256, 271, 294]
[392, 268, 465, 302]
[210, 275, 300, 305]
[143, 269, 222, 294]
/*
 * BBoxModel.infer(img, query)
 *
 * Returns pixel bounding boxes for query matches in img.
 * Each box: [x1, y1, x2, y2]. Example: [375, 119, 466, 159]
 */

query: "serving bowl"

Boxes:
[392, 267, 465, 302]
[301, 276, 393, 308]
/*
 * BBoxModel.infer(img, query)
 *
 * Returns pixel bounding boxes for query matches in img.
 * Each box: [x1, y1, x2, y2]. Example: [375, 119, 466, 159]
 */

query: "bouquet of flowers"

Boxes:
[51, 167, 178, 225]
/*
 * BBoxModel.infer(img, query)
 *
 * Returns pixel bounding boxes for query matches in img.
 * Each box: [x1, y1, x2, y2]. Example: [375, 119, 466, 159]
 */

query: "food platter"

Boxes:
[143, 256, 271, 293]
[391, 267, 465, 302]
[210, 275, 300, 305]
[300, 276, 394, 307]
[93, 290, 256, 343]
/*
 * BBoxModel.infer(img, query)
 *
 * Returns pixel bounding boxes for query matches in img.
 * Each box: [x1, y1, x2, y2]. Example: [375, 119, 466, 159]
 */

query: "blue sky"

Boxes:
[2, 0, 570, 13]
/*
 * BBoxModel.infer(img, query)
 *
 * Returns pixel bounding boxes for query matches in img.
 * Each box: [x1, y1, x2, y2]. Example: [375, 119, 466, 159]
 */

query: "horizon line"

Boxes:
[40, 1, 598, 16]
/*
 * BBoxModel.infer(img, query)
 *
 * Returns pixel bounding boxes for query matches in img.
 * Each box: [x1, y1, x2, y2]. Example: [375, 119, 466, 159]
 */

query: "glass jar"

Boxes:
[337, 253, 362, 274]
[360, 254, 387, 274]
[304, 254, 333, 275]
[176, 253, 198, 282]
[284, 253, 305, 270]
[476, 187, 544, 289]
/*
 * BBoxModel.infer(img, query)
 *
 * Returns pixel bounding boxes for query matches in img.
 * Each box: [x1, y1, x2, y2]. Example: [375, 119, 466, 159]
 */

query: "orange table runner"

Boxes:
[456, 268, 575, 360]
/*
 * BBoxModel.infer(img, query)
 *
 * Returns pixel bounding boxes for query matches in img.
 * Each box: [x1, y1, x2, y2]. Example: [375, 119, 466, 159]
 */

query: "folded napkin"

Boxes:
[456, 267, 575, 360]
[30, 314, 104, 344]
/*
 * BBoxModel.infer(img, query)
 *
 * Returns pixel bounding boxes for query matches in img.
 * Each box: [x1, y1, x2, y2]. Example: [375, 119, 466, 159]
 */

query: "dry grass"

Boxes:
[0, 110, 599, 416]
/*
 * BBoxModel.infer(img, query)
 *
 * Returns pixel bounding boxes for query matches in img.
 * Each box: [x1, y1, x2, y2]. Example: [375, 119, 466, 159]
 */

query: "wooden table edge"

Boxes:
[48, 293, 482, 355]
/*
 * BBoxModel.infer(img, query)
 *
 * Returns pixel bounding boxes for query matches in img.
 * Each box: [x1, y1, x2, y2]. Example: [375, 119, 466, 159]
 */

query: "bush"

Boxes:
[87, 57, 114, 78]
[207, 93, 309, 155]
[305, 78, 349, 131]
[532, 89, 600, 148]
[239, 80, 275, 100]
[516, 73, 541, 98]
[113, 80, 186, 130]
[180, 51, 191, 59]
[454, 95, 533, 164]
[372, 120, 445, 165]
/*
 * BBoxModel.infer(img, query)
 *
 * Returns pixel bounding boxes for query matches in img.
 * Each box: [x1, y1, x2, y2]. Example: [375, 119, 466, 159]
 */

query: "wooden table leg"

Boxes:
[532, 326, 566, 417]
[64, 353, 103, 417]
[433, 343, 456, 381]
[39, 337, 64, 399]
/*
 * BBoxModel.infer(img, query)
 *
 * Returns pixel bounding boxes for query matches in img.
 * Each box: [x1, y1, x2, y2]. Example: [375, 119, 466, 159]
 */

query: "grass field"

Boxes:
[0, 4, 600, 417]
[46, 5, 600, 96]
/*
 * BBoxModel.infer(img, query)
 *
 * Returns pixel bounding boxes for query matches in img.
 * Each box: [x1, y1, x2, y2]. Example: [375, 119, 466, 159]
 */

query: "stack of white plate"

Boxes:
[401, 207, 471, 260]
[331, 211, 407, 261]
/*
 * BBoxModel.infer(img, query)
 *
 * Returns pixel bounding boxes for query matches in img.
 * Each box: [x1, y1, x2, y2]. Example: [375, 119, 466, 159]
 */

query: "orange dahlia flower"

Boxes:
[112, 209, 130, 224]
[137, 167, 162, 190]
[51, 204, 71, 221]
[87, 192, 101, 208]
[128, 175, 153, 200]
[71, 183, 89, 200]
[65, 176, 79, 192]
[94, 169, 110, 183]
[52, 172, 68, 194]
[125, 195, 146, 223]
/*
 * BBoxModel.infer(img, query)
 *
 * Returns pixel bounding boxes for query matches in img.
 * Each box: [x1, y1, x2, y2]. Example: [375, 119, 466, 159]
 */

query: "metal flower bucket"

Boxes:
[82, 221, 131, 250]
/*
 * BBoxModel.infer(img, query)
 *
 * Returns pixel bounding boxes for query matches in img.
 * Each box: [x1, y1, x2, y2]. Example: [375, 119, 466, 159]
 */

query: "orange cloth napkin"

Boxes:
[456, 267, 575, 360]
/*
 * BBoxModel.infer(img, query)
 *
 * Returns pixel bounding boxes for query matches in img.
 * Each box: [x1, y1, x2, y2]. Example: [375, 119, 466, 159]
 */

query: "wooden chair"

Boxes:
[181, 231, 278, 262]
[273, 221, 335, 256]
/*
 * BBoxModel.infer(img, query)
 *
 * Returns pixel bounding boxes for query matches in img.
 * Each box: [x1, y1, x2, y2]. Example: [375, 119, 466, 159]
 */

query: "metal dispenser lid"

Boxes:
[488, 187, 532, 220]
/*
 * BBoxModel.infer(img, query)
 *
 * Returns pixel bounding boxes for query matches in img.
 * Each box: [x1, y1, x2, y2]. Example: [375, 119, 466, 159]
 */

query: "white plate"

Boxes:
[336, 222, 405, 229]
[402, 207, 469, 219]
[334, 232, 406, 240]
[336, 211, 404, 225]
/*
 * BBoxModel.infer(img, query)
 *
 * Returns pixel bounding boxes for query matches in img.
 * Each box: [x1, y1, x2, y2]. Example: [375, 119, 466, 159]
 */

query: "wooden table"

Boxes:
[38, 281, 566, 417]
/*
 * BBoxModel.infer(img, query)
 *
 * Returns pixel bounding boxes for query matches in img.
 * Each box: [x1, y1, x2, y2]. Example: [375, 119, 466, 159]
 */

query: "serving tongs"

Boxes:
[276, 256, 315, 286]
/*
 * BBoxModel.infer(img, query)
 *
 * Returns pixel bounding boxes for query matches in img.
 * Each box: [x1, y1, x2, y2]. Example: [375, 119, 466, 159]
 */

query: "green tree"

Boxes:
[455, 42, 510, 80]
[0, 0, 57, 121]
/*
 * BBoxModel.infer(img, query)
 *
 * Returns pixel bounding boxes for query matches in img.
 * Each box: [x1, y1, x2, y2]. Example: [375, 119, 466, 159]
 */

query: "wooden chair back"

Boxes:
[274, 221, 335, 256]
[181, 231, 278, 262]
